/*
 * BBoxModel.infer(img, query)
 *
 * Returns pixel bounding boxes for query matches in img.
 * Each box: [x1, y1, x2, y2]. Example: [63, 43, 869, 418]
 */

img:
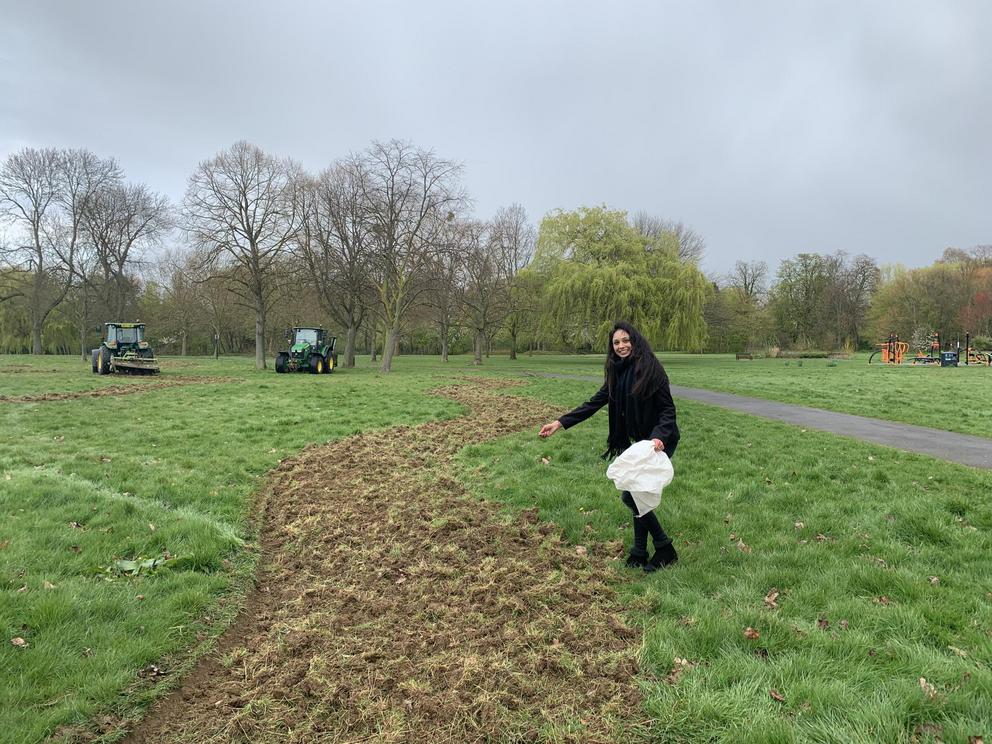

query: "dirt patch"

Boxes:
[105, 377, 646, 743]
[0, 376, 238, 403]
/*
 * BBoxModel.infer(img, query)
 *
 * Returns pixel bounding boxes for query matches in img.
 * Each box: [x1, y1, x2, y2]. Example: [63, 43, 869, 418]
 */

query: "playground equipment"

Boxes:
[868, 331, 991, 366]
[960, 333, 991, 366]
[868, 334, 909, 364]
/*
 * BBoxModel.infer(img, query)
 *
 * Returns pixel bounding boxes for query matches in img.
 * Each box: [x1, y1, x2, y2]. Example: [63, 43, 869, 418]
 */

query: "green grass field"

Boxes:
[1, 353, 990, 743]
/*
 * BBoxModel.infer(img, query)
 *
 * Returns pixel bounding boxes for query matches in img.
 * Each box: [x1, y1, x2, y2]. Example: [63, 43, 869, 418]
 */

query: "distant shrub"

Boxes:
[778, 350, 830, 359]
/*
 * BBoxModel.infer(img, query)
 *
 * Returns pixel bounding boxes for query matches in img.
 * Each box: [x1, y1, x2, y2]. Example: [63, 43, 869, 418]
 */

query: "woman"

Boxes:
[539, 321, 680, 572]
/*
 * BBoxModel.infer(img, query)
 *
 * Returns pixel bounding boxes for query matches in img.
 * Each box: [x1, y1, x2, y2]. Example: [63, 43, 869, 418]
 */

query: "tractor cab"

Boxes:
[103, 322, 151, 350]
[290, 327, 325, 352]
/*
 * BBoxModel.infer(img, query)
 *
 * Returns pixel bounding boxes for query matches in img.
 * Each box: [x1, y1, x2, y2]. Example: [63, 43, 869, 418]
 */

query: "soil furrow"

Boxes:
[0, 376, 236, 403]
[119, 377, 645, 744]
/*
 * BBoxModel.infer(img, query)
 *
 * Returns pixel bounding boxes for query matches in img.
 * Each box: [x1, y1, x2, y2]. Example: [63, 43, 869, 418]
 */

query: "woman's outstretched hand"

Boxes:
[539, 420, 562, 438]
[652, 438, 664, 451]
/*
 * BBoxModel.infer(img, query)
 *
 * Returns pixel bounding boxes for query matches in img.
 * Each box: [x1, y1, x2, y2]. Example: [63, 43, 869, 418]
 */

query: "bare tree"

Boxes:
[422, 218, 467, 361]
[729, 260, 768, 303]
[490, 204, 535, 359]
[459, 220, 509, 365]
[0, 147, 119, 352]
[358, 140, 467, 372]
[631, 212, 706, 264]
[296, 159, 372, 367]
[183, 141, 302, 369]
[83, 183, 172, 318]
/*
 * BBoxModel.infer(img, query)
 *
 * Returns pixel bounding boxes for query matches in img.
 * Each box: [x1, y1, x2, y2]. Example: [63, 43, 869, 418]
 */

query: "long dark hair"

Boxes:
[604, 321, 666, 398]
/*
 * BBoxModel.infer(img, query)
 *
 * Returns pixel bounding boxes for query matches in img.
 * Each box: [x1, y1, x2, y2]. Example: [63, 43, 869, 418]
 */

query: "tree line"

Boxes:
[2, 141, 989, 364]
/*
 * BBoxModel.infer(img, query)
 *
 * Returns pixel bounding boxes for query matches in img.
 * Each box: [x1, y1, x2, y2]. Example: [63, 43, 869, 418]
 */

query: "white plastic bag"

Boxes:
[605, 440, 674, 517]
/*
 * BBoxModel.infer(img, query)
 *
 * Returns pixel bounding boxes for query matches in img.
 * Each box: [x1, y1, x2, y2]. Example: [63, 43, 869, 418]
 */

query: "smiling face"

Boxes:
[612, 329, 633, 359]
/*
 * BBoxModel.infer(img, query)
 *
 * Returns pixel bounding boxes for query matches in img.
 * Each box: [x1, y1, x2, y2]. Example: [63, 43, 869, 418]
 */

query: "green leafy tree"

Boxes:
[534, 206, 707, 351]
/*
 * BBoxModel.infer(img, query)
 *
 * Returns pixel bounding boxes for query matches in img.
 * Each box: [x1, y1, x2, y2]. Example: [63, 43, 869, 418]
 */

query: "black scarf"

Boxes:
[605, 357, 635, 458]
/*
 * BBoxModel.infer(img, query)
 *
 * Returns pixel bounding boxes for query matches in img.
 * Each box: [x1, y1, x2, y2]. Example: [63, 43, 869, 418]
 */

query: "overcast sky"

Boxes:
[1, 0, 989, 277]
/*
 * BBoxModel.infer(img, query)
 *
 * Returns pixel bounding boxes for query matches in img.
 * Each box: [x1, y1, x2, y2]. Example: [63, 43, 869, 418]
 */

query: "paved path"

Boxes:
[528, 373, 992, 470]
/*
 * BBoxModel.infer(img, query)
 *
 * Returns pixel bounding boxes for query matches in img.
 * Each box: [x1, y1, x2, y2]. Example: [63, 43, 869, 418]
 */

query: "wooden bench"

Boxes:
[735, 353, 753, 360]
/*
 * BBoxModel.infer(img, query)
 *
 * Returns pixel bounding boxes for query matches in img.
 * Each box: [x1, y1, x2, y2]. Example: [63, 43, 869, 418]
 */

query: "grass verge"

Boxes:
[456, 375, 992, 743]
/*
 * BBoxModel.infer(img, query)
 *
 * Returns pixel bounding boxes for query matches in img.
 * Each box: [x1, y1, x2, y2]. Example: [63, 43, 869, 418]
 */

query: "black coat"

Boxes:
[558, 366, 680, 458]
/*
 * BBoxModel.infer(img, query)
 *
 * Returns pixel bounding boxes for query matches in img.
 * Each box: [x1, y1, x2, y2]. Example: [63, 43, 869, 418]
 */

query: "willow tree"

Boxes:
[535, 206, 708, 351]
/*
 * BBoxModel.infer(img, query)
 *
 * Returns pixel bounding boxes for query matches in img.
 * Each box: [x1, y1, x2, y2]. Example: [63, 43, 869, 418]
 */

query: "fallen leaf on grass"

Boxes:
[99, 456, 111, 463]
[948, 645, 967, 658]
[43, 581, 55, 590]
[969, 737, 984, 744]
[929, 576, 940, 585]
[744, 627, 760, 640]
[69, 521, 84, 530]
[575, 545, 587, 556]
[839, 619, 849, 630]
[817, 617, 830, 630]
[16, 584, 27, 593]
[815, 533, 828, 542]
[764, 588, 779, 609]
[770, 689, 785, 702]
[876, 595, 890, 606]
[736, 539, 751, 553]
[540, 457, 550, 465]
[794, 521, 804, 529]
[10, 637, 28, 648]
[919, 677, 937, 699]
[0, 539, 9, 550]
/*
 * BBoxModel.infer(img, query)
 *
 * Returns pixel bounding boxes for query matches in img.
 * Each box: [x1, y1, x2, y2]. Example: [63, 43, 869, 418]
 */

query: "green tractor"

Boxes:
[91, 322, 161, 375]
[275, 327, 337, 374]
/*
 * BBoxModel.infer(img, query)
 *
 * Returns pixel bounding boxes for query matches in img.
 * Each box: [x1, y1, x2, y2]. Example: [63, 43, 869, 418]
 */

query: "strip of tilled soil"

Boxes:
[0, 376, 237, 403]
[119, 378, 646, 744]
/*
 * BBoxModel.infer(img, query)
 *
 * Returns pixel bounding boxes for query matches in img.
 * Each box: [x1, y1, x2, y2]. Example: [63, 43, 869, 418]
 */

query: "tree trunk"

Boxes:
[254, 295, 267, 369]
[473, 331, 483, 365]
[380, 323, 399, 373]
[32, 318, 44, 354]
[509, 329, 517, 360]
[345, 324, 357, 368]
[181, 331, 188, 357]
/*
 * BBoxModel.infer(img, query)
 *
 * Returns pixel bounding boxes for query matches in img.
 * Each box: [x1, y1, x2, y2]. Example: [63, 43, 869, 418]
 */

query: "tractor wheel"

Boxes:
[310, 355, 324, 374]
[98, 346, 112, 375]
[91, 349, 100, 374]
[323, 352, 334, 373]
[275, 353, 289, 373]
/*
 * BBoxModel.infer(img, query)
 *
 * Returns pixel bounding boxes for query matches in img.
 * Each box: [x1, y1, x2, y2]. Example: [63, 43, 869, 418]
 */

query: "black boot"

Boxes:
[649, 542, 678, 569]
[625, 550, 648, 570]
